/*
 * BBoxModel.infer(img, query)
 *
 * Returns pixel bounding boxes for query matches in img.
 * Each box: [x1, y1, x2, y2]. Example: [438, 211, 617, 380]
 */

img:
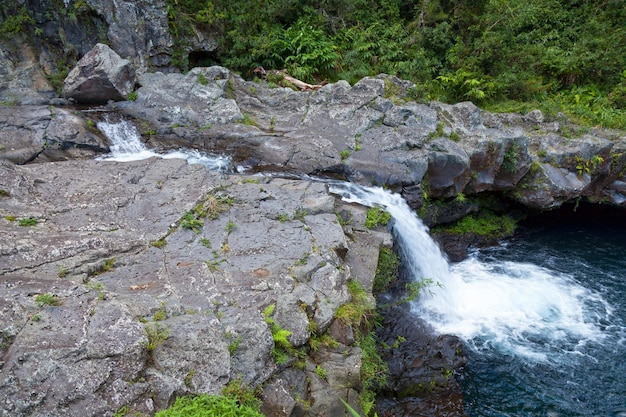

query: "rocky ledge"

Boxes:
[0, 156, 405, 416]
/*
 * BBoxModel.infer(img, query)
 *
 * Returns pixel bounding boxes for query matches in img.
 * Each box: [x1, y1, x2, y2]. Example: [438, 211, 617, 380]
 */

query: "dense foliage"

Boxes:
[1, 0, 625, 127]
[153, 394, 264, 417]
[167, 0, 626, 128]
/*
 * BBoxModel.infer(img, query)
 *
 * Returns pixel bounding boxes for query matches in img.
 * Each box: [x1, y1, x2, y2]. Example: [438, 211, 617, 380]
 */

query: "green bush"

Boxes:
[154, 394, 265, 417]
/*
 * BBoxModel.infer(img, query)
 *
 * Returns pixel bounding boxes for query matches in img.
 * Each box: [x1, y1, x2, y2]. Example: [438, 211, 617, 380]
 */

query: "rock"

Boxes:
[0, 157, 386, 416]
[0, 40, 56, 105]
[427, 138, 471, 197]
[85, 0, 174, 72]
[62, 43, 137, 104]
[376, 304, 467, 417]
[0, 106, 109, 164]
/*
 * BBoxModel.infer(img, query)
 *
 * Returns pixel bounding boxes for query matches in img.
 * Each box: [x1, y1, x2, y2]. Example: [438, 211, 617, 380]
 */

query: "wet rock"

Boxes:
[0, 106, 109, 164]
[376, 304, 467, 417]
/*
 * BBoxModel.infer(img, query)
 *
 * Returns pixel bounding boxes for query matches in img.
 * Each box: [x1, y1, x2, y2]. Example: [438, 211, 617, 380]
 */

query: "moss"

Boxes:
[365, 206, 391, 229]
[437, 211, 517, 238]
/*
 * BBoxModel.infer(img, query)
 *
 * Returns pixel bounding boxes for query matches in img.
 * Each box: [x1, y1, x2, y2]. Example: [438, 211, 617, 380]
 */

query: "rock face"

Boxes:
[62, 43, 137, 104]
[112, 67, 626, 211]
[0, 106, 109, 164]
[0, 157, 385, 416]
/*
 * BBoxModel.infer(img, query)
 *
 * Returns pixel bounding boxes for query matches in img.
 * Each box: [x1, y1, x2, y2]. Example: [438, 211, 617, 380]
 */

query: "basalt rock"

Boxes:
[62, 43, 137, 104]
[109, 68, 626, 212]
[0, 157, 387, 417]
[0, 106, 109, 164]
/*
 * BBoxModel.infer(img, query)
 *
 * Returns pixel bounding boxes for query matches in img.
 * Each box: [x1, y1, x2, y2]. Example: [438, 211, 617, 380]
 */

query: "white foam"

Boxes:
[96, 119, 231, 171]
[330, 182, 610, 362]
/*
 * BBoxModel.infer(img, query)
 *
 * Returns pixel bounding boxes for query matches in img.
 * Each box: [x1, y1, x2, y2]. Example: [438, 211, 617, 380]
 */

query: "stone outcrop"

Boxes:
[110, 67, 626, 211]
[0, 106, 109, 164]
[0, 157, 385, 416]
[62, 43, 137, 104]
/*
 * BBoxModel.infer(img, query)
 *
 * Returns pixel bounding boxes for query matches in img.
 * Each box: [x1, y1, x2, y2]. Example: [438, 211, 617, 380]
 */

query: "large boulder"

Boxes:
[62, 43, 137, 104]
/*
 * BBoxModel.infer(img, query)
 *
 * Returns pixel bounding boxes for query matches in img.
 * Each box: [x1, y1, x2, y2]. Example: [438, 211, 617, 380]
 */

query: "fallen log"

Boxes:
[253, 66, 327, 91]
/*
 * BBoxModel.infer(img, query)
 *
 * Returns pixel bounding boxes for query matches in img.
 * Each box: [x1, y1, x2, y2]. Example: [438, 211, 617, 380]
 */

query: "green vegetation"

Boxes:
[90, 258, 116, 276]
[143, 323, 170, 355]
[437, 211, 517, 238]
[156, 0, 626, 129]
[0, 189, 10, 198]
[126, 91, 138, 101]
[154, 393, 264, 417]
[57, 264, 69, 278]
[18, 217, 38, 227]
[263, 303, 294, 365]
[179, 190, 234, 233]
[150, 238, 167, 248]
[336, 280, 387, 415]
[35, 293, 62, 307]
[225, 220, 236, 234]
[365, 206, 392, 230]
[372, 247, 400, 294]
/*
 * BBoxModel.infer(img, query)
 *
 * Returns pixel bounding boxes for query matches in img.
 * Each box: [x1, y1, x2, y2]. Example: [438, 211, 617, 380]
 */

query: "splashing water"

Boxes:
[330, 182, 611, 363]
[96, 119, 231, 172]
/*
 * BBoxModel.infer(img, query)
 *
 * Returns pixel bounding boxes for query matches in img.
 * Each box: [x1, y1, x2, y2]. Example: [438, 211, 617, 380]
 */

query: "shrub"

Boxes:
[365, 206, 391, 229]
[35, 293, 62, 307]
[154, 394, 264, 417]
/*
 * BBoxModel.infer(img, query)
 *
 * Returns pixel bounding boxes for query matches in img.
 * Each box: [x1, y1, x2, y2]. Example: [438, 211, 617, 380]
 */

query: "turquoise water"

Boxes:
[455, 222, 626, 416]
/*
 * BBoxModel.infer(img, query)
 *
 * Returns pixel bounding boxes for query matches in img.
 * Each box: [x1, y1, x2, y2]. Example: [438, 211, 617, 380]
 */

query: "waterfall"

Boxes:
[330, 182, 610, 362]
[97, 119, 232, 172]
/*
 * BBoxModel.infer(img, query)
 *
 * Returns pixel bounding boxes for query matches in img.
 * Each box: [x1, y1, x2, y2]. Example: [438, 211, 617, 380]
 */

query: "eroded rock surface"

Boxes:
[0, 157, 383, 416]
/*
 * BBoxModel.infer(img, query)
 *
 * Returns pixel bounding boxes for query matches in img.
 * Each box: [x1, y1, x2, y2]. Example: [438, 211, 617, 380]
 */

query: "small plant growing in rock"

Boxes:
[90, 258, 116, 276]
[263, 303, 294, 364]
[0, 189, 10, 197]
[225, 220, 236, 234]
[35, 293, 62, 307]
[150, 238, 167, 248]
[314, 365, 327, 379]
[181, 211, 204, 232]
[18, 217, 38, 227]
[293, 209, 307, 222]
[57, 264, 69, 278]
[295, 252, 310, 266]
[365, 206, 391, 229]
[502, 143, 521, 173]
[197, 73, 208, 85]
[143, 323, 170, 355]
[340, 149, 351, 162]
[126, 91, 138, 101]
[153, 302, 167, 321]
[276, 213, 291, 222]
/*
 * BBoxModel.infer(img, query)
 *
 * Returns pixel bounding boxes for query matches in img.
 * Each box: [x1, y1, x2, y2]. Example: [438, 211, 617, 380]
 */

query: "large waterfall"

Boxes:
[330, 182, 625, 416]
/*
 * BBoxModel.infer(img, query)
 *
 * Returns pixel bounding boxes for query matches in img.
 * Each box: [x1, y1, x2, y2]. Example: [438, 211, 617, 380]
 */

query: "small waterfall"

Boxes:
[97, 119, 232, 172]
[330, 182, 610, 362]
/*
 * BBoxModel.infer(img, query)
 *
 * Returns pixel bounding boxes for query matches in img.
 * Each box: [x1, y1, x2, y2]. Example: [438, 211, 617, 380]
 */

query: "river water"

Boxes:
[330, 183, 626, 417]
[99, 120, 626, 416]
[449, 222, 626, 417]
